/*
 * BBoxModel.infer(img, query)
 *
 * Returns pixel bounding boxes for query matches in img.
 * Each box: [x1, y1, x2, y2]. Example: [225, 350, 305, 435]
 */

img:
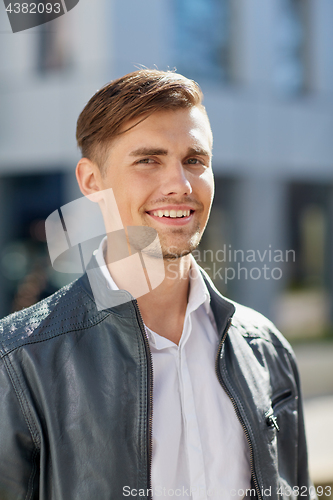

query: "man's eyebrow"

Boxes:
[186, 147, 211, 157]
[129, 147, 168, 156]
[129, 146, 211, 157]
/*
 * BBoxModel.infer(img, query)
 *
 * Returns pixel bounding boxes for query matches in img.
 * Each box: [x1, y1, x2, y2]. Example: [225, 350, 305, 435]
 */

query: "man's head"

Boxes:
[76, 69, 214, 259]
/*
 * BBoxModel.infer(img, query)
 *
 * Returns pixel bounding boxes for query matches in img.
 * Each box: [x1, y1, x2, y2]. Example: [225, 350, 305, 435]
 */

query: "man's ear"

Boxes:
[76, 158, 103, 201]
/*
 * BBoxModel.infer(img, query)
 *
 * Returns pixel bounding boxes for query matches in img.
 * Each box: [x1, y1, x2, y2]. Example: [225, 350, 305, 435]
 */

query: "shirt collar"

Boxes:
[94, 236, 120, 291]
[187, 255, 211, 316]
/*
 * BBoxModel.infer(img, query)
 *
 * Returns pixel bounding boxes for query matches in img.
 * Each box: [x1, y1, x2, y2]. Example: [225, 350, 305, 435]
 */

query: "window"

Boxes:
[174, 0, 231, 82]
[288, 182, 329, 288]
[36, 15, 71, 73]
[274, 0, 309, 95]
[0, 172, 65, 317]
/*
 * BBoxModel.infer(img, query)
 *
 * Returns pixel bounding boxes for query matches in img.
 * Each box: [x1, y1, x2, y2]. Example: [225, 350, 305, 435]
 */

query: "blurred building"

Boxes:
[0, 0, 333, 336]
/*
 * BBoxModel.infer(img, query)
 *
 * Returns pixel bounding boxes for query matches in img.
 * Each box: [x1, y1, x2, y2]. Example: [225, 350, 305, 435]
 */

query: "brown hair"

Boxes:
[76, 69, 204, 171]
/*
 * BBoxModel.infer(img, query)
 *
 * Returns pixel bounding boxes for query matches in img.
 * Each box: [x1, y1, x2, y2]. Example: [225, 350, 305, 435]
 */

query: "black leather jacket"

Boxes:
[0, 267, 314, 500]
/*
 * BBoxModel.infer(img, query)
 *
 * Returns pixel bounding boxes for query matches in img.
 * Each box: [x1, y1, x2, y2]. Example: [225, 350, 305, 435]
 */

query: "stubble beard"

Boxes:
[132, 211, 205, 261]
[156, 222, 203, 260]
[128, 222, 203, 261]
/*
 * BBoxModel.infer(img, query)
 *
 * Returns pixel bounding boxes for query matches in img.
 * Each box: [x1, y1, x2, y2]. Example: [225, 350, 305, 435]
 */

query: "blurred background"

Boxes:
[0, 0, 332, 491]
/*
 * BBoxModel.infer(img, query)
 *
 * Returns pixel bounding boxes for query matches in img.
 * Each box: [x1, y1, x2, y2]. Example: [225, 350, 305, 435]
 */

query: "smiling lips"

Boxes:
[146, 208, 194, 225]
[151, 209, 191, 218]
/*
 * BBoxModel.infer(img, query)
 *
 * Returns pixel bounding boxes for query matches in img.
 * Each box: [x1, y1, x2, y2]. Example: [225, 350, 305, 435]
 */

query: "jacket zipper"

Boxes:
[265, 408, 280, 432]
[133, 300, 154, 499]
[215, 318, 262, 500]
[265, 389, 293, 432]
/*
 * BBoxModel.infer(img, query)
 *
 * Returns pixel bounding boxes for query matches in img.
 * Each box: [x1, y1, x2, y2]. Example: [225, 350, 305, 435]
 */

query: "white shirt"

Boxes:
[95, 238, 251, 499]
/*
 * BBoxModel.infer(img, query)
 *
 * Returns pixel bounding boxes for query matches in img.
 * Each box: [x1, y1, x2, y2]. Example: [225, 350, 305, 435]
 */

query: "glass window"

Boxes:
[288, 182, 329, 288]
[36, 15, 71, 73]
[174, 0, 231, 82]
[274, 0, 308, 95]
[0, 173, 66, 318]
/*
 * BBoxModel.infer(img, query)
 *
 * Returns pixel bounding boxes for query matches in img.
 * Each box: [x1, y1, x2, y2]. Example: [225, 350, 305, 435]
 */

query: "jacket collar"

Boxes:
[79, 256, 235, 335]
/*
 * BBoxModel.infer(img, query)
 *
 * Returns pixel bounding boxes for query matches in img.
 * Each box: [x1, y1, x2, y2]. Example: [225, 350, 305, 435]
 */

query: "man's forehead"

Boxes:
[104, 106, 213, 161]
[119, 106, 211, 135]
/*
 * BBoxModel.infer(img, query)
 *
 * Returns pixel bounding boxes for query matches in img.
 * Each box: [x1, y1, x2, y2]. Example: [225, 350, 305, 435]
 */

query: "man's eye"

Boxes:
[137, 158, 154, 164]
[186, 158, 203, 165]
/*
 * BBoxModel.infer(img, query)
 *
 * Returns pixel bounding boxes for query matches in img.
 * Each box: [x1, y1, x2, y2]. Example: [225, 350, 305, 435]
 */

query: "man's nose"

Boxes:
[161, 161, 192, 197]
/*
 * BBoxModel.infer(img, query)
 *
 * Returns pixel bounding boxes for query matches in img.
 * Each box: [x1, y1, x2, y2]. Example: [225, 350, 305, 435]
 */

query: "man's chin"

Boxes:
[162, 248, 192, 261]
[160, 238, 201, 260]
[157, 230, 203, 260]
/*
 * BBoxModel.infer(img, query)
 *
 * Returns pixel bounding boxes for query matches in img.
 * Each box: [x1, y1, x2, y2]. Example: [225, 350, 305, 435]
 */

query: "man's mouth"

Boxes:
[148, 209, 192, 219]
[145, 208, 195, 225]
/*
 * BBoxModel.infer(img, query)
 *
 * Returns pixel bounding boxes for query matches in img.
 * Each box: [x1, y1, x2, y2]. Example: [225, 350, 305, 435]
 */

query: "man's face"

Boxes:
[99, 106, 214, 259]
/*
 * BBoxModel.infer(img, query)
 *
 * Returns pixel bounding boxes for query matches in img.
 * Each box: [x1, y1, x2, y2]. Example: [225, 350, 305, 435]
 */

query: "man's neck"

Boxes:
[137, 255, 192, 345]
[106, 244, 192, 345]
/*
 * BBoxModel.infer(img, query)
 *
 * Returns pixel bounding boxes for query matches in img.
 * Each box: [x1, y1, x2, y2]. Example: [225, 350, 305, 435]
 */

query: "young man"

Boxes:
[0, 70, 314, 500]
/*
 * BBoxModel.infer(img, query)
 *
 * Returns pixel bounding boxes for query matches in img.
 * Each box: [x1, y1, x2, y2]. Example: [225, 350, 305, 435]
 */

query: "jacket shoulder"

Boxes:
[0, 276, 108, 357]
[231, 300, 293, 353]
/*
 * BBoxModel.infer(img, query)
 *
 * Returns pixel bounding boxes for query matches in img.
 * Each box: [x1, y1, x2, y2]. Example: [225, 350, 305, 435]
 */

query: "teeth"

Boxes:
[151, 209, 191, 218]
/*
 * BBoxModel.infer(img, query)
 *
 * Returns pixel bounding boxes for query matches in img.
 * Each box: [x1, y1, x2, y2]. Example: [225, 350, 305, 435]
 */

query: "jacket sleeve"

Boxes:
[0, 355, 40, 500]
[288, 350, 318, 500]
